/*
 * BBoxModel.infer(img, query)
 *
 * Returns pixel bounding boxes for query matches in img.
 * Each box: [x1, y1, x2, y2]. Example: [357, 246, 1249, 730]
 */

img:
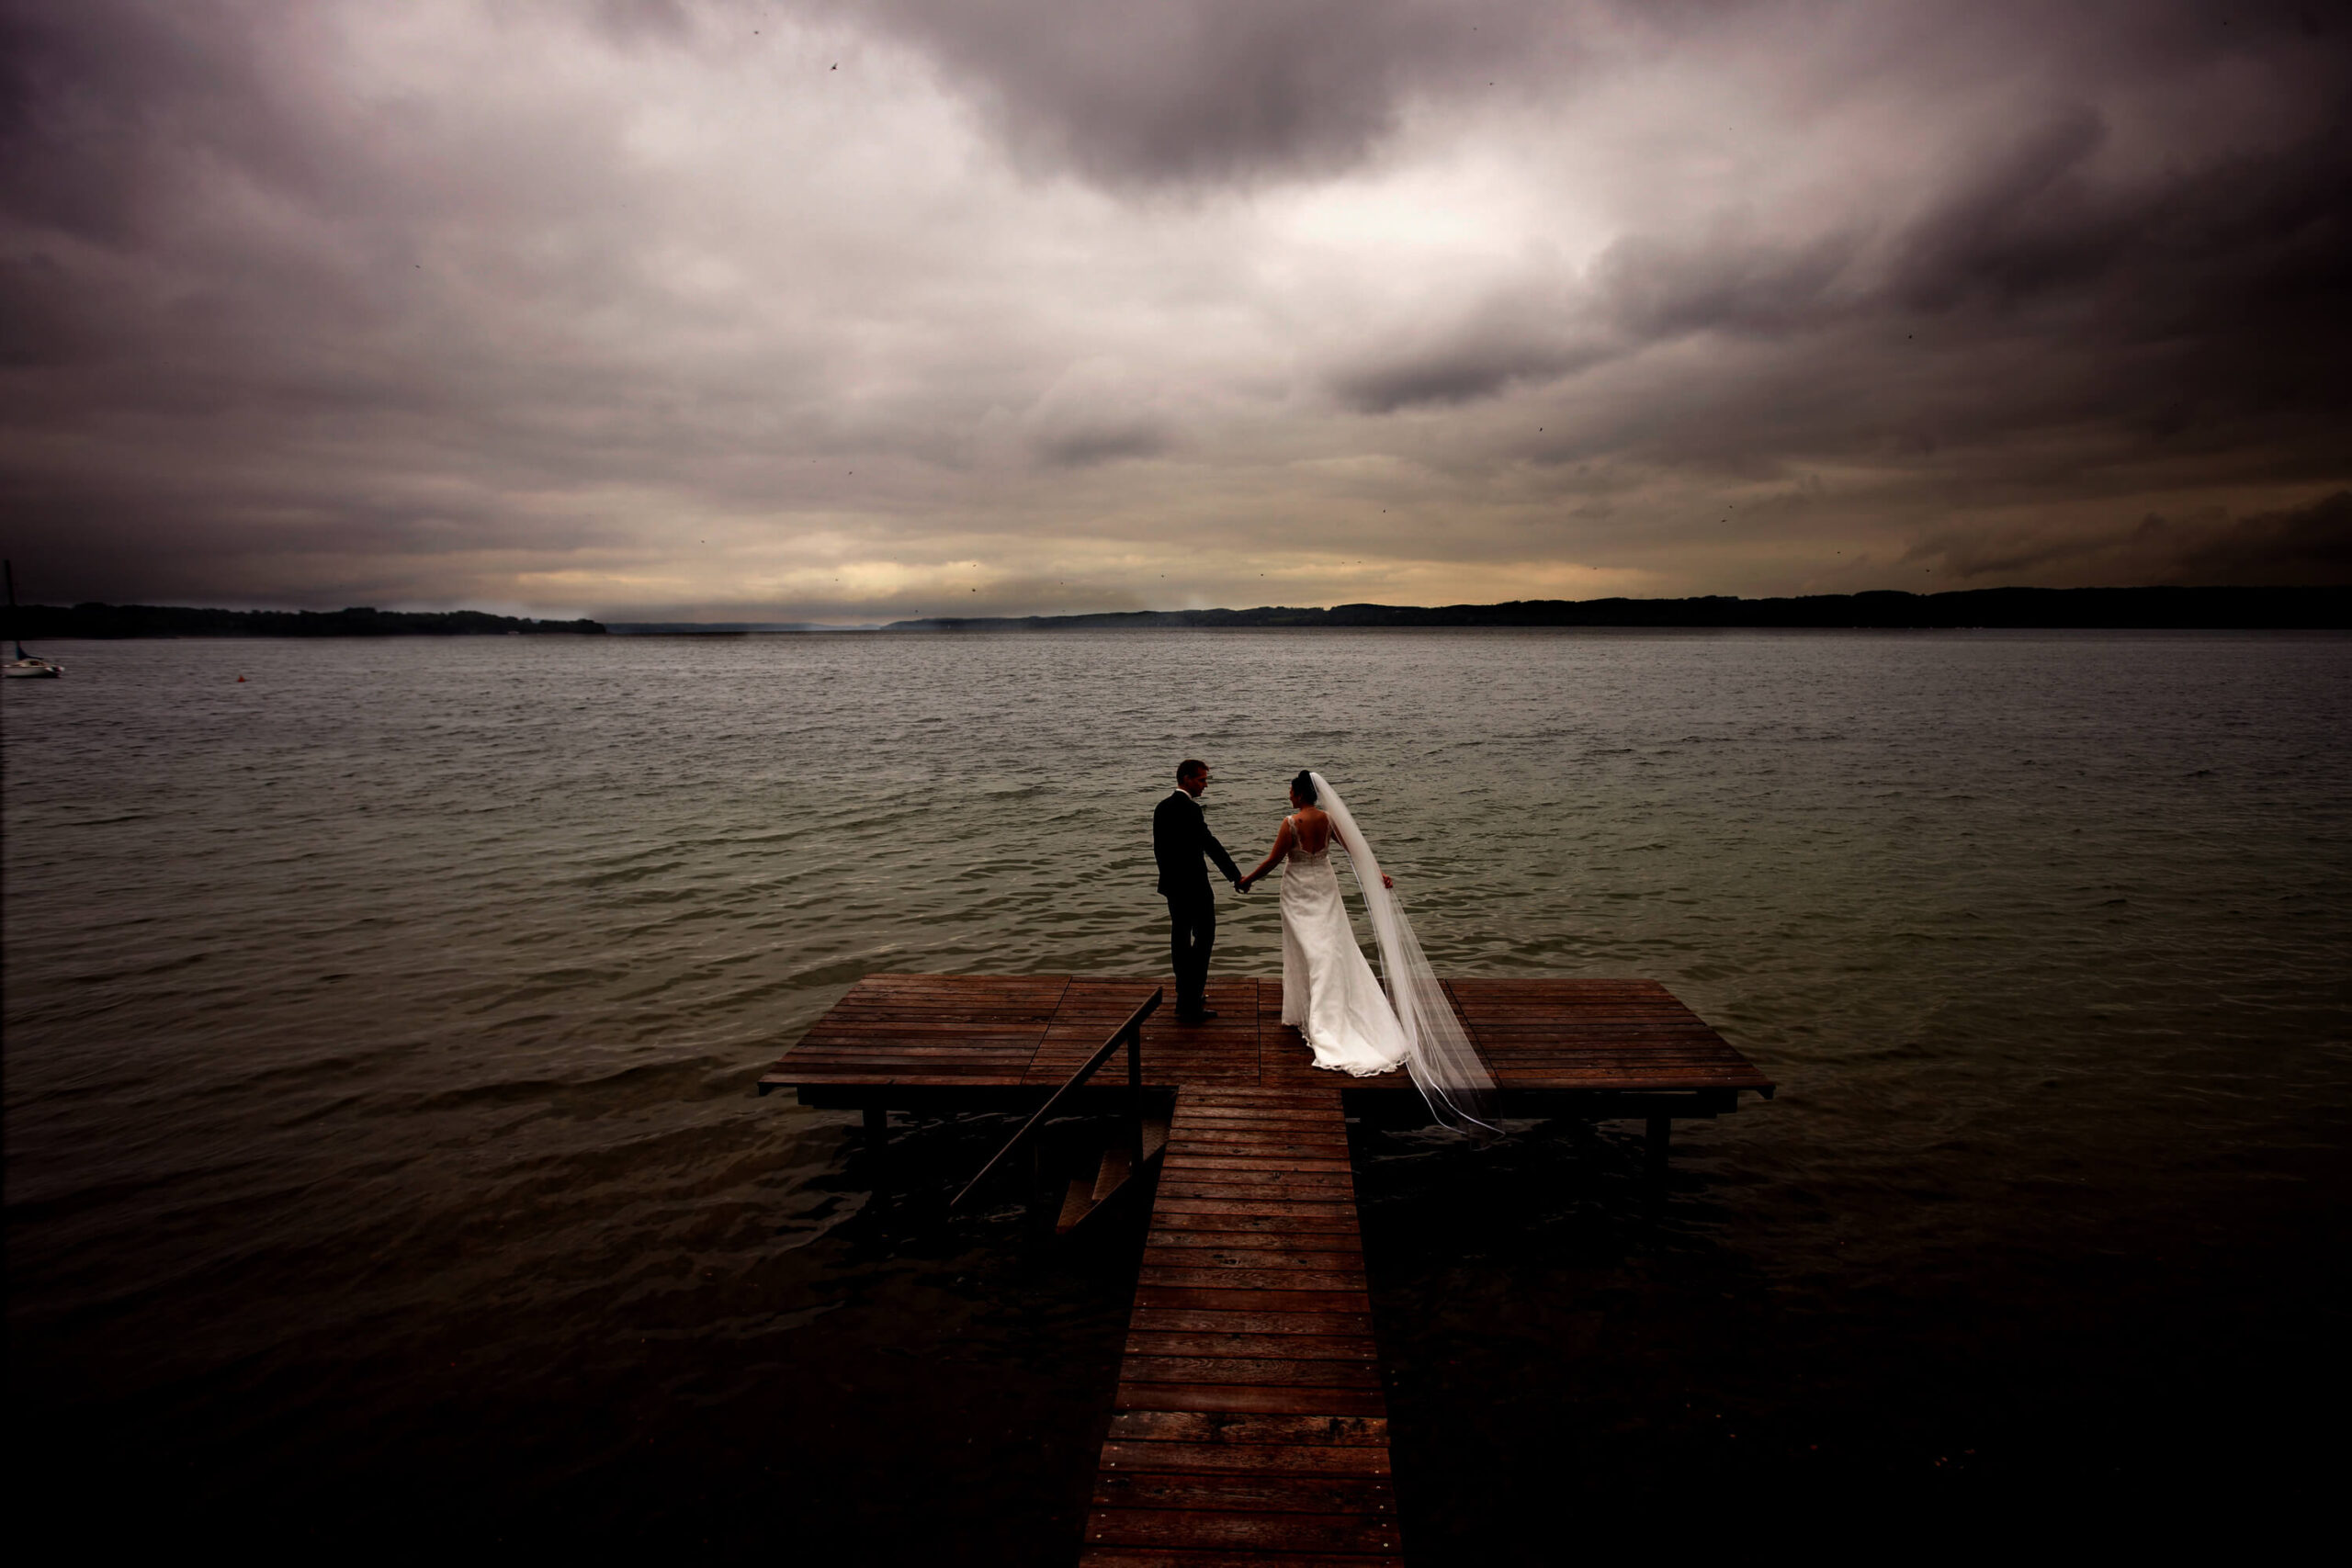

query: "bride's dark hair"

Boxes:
[1291, 770, 1317, 804]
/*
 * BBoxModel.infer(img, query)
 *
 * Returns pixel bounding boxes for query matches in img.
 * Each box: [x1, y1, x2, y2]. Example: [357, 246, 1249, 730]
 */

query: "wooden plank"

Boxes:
[783, 1072, 1034, 1086]
[1153, 1187, 1361, 1205]
[1120, 1356, 1380, 1389]
[1099, 1439, 1392, 1476]
[785, 1041, 1042, 1055]
[795, 1021, 1053, 1034]
[1082, 1551, 1402, 1568]
[1161, 1158, 1356, 1177]
[1145, 1232, 1365, 1254]
[1163, 1153, 1353, 1171]
[1092, 1471, 1396, 1515]
[779, 1070, 1032, 1083]
[1127, 1308, 1375, 1337]
[1125, 1333, 1375, 1360]
[1487, 1066, 1770, 1081]
[1176, 1129, 1351, 1148]
[1083, 1506, 1401, 1554]
[783, 1055, 1036, 1067]
[1175, 1110, 1349, 1126]
[1144, 1240, 1367, 1262]
[1114, 1382, 1389, 1416]
[1139, 1266, 1368, 1293]
[1170, 1109, 1354, 1123]
[1160, 1157, 1354, 1179]
[1150, 1220, 1363, 1242]
[1104, 1411, 1387, 1445]
[1148, 1200, 1365, 1222]
[1173, 1130, 1351, 1146]
[1168, 1144, 1354, 1163]
[1156, 1174, 1362, 1194]
[1142, 1252, 1366, 1275]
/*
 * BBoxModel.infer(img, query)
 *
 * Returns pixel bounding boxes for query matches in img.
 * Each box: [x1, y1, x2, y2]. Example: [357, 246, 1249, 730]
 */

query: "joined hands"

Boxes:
[1233, 872, 1390, 891]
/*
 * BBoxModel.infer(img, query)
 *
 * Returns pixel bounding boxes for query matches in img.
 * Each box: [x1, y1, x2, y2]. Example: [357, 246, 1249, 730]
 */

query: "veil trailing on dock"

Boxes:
[1308, 772, 1499, 1136]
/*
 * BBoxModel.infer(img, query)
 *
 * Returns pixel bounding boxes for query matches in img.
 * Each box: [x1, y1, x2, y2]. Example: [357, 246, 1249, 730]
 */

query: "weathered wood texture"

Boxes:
[762, 975, 1771, 1099]
[1082, 1087, 1404, 1566]
[761, 976, 1773, 1564]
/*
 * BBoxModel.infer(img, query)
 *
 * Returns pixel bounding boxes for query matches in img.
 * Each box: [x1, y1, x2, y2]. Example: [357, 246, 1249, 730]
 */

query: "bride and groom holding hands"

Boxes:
[1151, 759, 1497, 1134]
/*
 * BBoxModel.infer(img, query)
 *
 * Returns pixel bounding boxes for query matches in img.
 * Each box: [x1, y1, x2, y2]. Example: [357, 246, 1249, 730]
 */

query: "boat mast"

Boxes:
[4, 558, 22, 659]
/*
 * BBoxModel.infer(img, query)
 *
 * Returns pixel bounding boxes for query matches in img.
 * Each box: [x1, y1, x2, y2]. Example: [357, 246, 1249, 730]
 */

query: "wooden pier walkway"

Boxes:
[759, 975, 1772, 1563]
[1087, 1087, 1399, 1564]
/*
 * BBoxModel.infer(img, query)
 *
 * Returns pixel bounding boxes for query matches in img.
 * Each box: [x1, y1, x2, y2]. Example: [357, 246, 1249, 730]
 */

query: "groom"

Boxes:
[1153, 758, 1245, 1024]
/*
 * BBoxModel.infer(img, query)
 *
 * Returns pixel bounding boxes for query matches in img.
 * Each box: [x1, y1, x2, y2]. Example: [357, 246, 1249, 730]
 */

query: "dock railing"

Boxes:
[947, 987, 1160, 1212]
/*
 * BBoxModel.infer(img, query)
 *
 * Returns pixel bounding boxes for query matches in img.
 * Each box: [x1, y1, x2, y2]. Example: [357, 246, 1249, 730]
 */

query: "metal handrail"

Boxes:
[947, 987, 1161, 1212]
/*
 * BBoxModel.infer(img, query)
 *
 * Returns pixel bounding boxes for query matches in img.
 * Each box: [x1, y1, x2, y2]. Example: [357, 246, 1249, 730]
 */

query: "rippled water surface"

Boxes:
[7, 631, 2349, 1557]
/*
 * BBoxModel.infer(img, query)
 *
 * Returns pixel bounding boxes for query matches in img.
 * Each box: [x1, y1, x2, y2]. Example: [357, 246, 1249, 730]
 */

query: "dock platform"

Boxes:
[763, 974, 1772, 1111]
[758, 974, 1772, 1562]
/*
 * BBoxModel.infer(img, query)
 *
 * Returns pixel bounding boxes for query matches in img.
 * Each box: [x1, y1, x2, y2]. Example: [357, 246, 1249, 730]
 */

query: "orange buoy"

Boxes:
[237, 675, 246, 682]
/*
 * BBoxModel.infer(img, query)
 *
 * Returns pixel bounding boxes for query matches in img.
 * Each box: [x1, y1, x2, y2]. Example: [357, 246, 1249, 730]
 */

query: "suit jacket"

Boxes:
[1154, 789, 1240, 897]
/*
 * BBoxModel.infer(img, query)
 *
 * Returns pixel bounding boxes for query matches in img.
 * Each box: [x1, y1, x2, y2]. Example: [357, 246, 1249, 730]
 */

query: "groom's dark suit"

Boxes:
[1153, 787, 1242, 1019]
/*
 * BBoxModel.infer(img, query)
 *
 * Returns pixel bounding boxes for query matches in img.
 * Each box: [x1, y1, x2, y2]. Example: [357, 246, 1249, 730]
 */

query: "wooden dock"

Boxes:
[759, 974, 1772, 1563]
[765, 974, 1772, 1112]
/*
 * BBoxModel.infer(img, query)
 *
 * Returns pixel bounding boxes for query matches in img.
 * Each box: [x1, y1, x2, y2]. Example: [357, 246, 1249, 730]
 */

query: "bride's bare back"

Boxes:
[1286, 806, 1334, 857]
[1242, 788, 1385, 890]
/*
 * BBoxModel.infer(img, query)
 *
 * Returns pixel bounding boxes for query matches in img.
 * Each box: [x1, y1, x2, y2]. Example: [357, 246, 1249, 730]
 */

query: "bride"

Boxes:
[1238, 771, 1498, 1134]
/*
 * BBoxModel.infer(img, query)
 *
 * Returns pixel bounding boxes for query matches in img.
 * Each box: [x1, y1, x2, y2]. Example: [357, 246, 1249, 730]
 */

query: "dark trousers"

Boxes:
[1166, 891, 1216, 1016]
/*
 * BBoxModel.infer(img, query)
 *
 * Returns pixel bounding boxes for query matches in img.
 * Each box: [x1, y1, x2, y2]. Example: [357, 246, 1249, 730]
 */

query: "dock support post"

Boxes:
[1645, 1115, 1670, 1179]
[1127, 1026, 1144, 1159]
[864, 1103, 889, 1156]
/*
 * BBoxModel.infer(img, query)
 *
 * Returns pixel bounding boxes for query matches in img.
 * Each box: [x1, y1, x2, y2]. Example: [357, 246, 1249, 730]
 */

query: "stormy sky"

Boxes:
[3, 1, 2346, 620]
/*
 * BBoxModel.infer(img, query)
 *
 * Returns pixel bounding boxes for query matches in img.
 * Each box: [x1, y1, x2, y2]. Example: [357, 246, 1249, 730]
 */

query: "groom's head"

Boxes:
[1176, 759, 1208, 796]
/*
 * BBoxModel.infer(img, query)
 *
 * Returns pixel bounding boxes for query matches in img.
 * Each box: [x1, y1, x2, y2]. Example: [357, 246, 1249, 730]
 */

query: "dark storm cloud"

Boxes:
[1893, 490, 2352, 589]
[1032, 423, 1172, 468]
[832, 0, 1561, 187]
[1, 0, 2348, 615]
[1328, 224, 1865, 415]
[1306, 7, 2351, 591]
[2175, 491, 2352, 585]
[1338, 91, 2351, 425]
[1327, 280, 1609, 412]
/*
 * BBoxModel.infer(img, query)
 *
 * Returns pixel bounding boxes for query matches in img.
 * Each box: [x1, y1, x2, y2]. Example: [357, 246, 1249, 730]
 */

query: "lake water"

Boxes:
[6, 630, 2348, 1557]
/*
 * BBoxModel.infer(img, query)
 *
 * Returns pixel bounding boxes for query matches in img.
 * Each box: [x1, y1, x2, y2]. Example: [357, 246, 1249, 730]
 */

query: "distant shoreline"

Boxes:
[10, 585, 2345, 638]
[884, 586, 2348, 632]
[9, 604, 607, 638]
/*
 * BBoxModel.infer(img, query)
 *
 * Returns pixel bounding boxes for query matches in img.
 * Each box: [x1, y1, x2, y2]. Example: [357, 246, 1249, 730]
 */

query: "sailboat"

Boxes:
[4, 560, 63, 677]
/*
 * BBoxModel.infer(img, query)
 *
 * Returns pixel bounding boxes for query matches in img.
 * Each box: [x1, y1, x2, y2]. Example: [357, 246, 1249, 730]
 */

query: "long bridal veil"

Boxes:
[1308, 772, 1499, 1135]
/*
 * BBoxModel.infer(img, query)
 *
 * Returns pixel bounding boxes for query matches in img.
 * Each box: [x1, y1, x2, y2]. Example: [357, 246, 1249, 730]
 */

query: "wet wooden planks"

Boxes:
[1082, 1087, 1403, 1567]
[1444, 978, 1772, 1092]
[762, 974, 1773, 1100]
[1032, 978, 1261, 1089]
[777, 974, 1065, 1088]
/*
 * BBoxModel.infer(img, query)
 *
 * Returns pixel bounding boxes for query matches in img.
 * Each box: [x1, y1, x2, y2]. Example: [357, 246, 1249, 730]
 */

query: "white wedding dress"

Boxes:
[1275, 772, 1500, 1134]
[1279, 825, 1412, 1077]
